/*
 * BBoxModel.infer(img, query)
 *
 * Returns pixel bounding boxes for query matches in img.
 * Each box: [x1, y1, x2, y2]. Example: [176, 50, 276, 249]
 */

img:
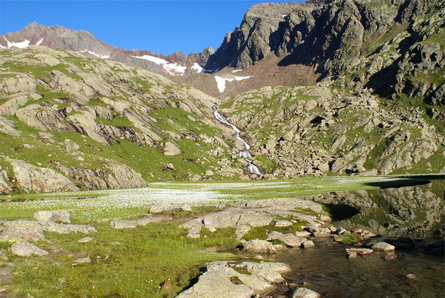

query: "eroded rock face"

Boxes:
[53, 162, 148, 190]
[221, 84, 444, 177]
[6, 158, 79, 193]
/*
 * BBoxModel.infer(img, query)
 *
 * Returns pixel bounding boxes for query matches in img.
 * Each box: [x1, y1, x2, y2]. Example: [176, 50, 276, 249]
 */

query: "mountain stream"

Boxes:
[213, 108, 263, 176]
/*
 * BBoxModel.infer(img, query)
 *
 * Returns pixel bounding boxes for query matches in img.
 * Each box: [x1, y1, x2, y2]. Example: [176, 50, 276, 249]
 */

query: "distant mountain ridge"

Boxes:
[0, 22, 213, 77]
[1, 0, 443, 102]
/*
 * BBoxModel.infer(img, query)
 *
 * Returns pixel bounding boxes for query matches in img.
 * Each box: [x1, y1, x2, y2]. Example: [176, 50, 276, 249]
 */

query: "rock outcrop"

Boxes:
[6, 158, 79, 193]
[0, 46, 241, 192]
[220, 84, 445, 177]
[0, 210, 96, 257]
[177, 261, 290, 297]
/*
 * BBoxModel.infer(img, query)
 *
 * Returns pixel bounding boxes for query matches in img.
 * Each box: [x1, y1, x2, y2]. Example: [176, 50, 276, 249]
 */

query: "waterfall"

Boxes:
[213, 107, 263, 176]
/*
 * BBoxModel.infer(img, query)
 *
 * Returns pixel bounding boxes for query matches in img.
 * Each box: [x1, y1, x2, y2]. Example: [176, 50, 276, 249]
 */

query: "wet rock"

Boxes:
[268, 231, 306, 247]
[295, 231, 311, 238]
[302, 240, 315, 248]
[346, 248, 373, 256]
[310, 227, 331, 237]
[347, 251, 358, 259]
[243, 240, 277, 254]
[372, 242, 395, 252]
[11, 240, 48, 257]
[384, 251, 397, 261]
[34, 210, 71, 224]
[239, 261, 290, 283]
[292, 287, 320, 298]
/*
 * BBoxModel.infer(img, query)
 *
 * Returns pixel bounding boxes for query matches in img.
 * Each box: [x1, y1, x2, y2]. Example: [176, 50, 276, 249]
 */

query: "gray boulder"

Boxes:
[372, 242, 395, 252]
[11, 240, 48, 257]
[177, 261, 290, 298]
[292, 287, 320, 298]
[34, 210, 71, 224]
[243, 239, 277, 254]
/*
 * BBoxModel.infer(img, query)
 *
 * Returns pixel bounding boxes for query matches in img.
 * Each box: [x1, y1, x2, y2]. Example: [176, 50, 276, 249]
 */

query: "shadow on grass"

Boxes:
[364, 174, 445, 189]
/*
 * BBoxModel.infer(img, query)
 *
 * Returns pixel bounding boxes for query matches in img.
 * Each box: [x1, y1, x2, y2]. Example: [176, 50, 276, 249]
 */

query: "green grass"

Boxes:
[2, 61, 82, 81]
[338, 234, 362, 244]
[8, 222, 236, 297]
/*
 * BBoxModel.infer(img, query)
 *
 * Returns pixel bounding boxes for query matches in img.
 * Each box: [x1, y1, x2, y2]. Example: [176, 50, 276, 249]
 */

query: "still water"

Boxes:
[273, 239, 444, 297]
[272, 177, 445, 297]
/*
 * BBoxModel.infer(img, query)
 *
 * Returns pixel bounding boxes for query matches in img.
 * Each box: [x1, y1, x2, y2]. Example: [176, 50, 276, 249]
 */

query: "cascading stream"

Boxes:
[213, 107, 263, 176]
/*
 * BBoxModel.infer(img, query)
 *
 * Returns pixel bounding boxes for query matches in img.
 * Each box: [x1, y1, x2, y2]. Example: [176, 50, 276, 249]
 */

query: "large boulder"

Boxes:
[11, 240, 48, 257]
[6, 158, 79, 193]
[243, 239, 277, 254]
[177, 261, 290, 298]
[34, 210, 71, 224]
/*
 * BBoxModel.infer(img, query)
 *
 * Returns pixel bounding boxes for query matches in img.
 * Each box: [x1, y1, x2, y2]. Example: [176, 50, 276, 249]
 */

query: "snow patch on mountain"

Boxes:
[0, 36, 46, 49]
[215, 75, 251, 93]
[192, 63, 203, 73]
[133, 54, 187, 76]
[1, 36, 31, 49]
[80, 50, 110, 59]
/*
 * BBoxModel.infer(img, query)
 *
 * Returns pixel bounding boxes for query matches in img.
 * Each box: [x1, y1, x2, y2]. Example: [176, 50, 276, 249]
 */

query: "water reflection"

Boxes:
[309, 177, 444, 238]
[273, 239, 445, 298]
[271, 176, 444, 297]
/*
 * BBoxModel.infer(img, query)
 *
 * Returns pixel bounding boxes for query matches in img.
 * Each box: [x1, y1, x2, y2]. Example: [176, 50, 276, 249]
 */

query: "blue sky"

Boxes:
[0, 0, 303, 55]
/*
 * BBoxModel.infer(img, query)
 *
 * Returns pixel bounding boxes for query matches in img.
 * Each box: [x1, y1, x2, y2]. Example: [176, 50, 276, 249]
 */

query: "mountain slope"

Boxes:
[219, 84, 444, 178]
[0, 46, 248, 194]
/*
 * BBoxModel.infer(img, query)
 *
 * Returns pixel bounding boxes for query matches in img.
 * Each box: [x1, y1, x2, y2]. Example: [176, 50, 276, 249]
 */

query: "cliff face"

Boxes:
[205, 0, 437, 74]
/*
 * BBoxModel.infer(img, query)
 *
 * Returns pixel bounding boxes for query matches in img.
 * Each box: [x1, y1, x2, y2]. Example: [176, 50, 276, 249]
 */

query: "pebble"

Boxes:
[347, 251, 357, 259]
[372, 242, 395, 252]
[406, 273, 416, 280]
[346, 248, 373, 256]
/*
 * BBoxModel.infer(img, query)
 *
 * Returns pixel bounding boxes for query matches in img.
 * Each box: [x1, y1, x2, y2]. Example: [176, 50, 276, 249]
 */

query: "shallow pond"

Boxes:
[272, 238, 444, 297]
[269, 176, 444, 297]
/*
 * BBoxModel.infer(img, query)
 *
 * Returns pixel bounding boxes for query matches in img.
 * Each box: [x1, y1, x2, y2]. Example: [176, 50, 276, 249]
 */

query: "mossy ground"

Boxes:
[7, 221, 237, 297]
